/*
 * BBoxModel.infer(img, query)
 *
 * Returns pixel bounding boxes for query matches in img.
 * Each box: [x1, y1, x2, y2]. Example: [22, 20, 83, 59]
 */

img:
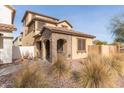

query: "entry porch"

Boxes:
[35, 37, 68, 62]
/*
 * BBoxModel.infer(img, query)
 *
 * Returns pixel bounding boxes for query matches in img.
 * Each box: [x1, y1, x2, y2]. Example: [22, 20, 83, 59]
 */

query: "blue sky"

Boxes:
[13, 5, 124, 43]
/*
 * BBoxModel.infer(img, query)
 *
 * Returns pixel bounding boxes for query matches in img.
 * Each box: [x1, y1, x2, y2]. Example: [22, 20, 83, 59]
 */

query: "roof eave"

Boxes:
[58, 20, 73, 28]
[43, 26, 95, 39]
[22, 10, 59, 22]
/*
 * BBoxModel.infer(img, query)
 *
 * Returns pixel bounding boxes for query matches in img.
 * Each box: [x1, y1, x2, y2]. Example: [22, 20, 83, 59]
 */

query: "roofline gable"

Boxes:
[58, 20, 73, 28]
[40, 26, 95, 39]
[21, 10, 59, 22]
[4, 5, 16, 11]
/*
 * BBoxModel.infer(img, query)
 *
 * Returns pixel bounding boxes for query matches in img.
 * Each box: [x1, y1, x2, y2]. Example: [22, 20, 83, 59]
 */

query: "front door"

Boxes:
[45, 40, 50, 61]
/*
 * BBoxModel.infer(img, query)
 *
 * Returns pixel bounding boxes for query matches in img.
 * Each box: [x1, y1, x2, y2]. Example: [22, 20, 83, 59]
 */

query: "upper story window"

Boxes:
[77, 38, 86, 52]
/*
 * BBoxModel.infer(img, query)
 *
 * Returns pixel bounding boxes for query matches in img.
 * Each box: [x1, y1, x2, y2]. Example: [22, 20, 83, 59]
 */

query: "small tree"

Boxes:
[110, 14, 124, 43]
[93, 40, 108, 45]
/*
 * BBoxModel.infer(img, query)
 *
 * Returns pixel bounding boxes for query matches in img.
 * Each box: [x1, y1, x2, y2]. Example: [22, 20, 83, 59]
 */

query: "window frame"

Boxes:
[77, 38, 86, 53]
[0, 36, 3, 49]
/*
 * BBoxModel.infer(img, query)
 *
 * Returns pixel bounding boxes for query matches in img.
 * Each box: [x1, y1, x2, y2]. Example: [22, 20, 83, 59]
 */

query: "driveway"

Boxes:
[0, 64, 22, 77]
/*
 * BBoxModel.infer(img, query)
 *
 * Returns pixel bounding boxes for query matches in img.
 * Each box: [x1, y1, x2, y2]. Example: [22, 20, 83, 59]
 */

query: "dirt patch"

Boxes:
[0, 73, 15, 88]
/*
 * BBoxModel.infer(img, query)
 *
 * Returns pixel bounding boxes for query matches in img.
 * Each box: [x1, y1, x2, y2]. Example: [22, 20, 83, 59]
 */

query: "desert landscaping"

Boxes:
[1, 53, 124, 88]
[1, 5, 124, 88]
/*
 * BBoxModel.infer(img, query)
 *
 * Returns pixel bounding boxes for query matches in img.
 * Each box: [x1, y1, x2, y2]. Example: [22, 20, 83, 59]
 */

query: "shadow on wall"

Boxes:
[0, 59, 3, 64]
[0, 51, 3, 64]
[12, 46, 21, 60]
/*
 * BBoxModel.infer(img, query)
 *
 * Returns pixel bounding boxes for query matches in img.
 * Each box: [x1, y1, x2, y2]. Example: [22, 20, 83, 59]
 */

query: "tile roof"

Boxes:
[22, 11, 73, 28]
[32, 17, 58, 24]
[22, 10, 59, 22]
[42, 26, 95, 38]
[0, 23, 16, 32]
[58, 20, 73, 28]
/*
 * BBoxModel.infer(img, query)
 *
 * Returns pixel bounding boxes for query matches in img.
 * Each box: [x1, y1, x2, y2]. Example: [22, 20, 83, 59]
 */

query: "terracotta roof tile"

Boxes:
[22, 10, 59, 22]
[0, 23, 16, 32]
[42, 26, 95, 38]
[58, 20, 73, 28]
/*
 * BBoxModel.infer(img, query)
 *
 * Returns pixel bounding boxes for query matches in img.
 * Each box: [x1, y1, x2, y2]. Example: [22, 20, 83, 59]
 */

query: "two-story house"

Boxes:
[0, 5, 16, 64]
[21, 11, 95, 62]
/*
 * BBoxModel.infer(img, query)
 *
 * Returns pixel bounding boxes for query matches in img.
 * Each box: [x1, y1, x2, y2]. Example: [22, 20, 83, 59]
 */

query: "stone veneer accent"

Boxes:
[51, 33, 72, 62]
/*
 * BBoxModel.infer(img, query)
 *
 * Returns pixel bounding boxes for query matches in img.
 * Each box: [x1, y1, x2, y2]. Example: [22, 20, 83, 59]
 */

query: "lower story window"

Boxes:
[77, 38, 86, 52]
[0, 37, 3, 49]
[57, 39, 64, 53]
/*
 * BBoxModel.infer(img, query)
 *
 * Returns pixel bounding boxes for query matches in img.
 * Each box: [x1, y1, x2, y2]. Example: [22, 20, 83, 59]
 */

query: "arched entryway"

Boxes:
[57, 39, 67, 56]
[45, 40, 50, 61]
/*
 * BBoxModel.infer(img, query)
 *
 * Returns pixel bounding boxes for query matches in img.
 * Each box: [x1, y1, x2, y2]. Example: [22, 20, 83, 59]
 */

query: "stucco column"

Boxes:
[40, 41, 43, 59]
[42, 41, 46, 61]
[51, 38, 57, 63]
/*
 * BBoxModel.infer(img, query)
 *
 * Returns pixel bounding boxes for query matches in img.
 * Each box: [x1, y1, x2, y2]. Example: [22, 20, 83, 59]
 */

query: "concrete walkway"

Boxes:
[0, 59, 46, 77]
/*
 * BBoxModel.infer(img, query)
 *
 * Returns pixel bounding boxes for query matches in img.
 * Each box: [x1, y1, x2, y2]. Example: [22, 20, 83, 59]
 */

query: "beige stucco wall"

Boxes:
[72, 36, 93, 59]
[24, 13, 33, 26]
[46, 23, 56, 27]
[101, 45, 110, 56]
[36, 15, 57, 22]
[0, 38, 13, 63]
[21, 29, 38, 58]
[21, 30, 35, 46]
[57, 21, 72, 29]
[0, 31, 13, 64]
[88, 45, 118, 57]
[0, 5, 14, 64]
[22, 13, 34, 43]
[35, 21, 40, 35]
[0, 5, 13, 24]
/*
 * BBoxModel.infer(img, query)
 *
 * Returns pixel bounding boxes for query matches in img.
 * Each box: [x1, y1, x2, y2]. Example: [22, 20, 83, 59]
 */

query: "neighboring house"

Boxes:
[13, 32, 23, 46]
[21, 11, 95, 62]
[0, 5, 16, 64]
